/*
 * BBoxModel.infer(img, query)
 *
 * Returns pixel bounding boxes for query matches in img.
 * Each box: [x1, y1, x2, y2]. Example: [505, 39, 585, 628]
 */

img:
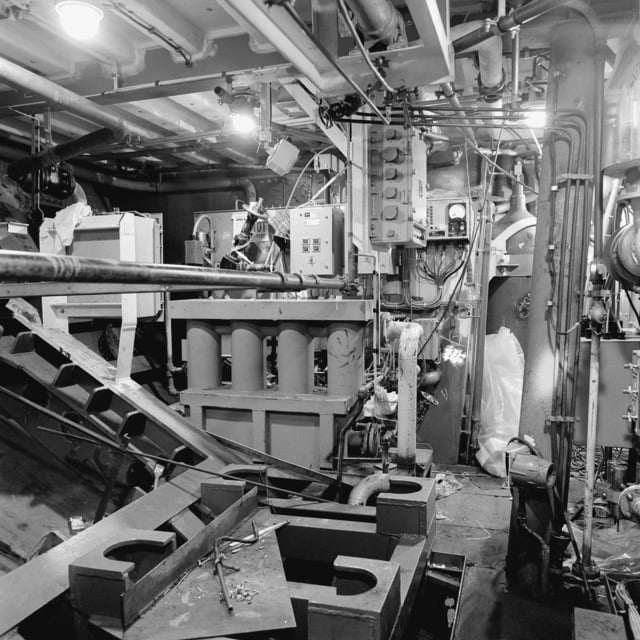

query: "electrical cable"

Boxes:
[109, 1, 193, 67]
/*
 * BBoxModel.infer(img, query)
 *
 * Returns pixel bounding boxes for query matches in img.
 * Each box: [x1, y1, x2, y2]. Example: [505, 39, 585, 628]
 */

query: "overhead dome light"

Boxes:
[55, 1, 104, 41]
[230, 112, 258, 135]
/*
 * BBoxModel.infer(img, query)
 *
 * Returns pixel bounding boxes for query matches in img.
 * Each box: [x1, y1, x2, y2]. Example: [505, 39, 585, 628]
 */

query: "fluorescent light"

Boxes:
[56, 2, 103, 40]
[231, 112, 257, 134]
[524, 110, 546, 129]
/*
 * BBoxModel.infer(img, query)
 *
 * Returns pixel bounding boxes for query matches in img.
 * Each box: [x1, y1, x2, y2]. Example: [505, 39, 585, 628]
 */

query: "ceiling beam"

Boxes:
[0, 37, 287, 116]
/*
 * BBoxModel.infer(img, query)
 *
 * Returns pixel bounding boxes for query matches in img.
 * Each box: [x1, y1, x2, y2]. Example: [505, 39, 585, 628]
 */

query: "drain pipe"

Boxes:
[348, 472, 391, 506]
[386, 320, 424, 471]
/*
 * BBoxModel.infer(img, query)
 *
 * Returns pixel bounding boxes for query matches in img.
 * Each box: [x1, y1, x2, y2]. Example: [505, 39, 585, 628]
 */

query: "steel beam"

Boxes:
[0, 39, 286, 116]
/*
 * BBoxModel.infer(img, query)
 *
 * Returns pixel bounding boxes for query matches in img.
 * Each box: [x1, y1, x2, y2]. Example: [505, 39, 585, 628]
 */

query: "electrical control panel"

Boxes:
[426, 197, 473, 241]
[369, 125, 428, 248]
[289, 205, 344, 275]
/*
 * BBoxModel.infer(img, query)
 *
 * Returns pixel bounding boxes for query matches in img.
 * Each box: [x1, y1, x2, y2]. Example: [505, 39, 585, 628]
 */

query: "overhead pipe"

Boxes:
[453, 0, 605, 54]
[0, 55, 153, 141]
[344, 0, 405, 45]
[386, 320, 424, 470]
[450, 21, 505, 140]
[7, 128, 118, 183]
[71, 166, 258, 202]
[0, 250, 346, 291]
[0, 143, 259, 203]
[451, 22, 504, 102]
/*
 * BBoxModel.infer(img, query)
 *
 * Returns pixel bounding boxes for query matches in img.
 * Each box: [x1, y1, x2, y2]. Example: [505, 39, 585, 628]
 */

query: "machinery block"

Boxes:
[68, 529, 176, 626]
[376, 476, 437, 536]
[290, 555, 401, 640]
[200, 478, 247, 515]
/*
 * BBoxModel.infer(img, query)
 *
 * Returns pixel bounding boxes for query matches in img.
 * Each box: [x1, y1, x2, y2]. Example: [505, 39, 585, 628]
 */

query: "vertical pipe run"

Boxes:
[186, 321, 222, 390]
[278, 323, 312, 394]
[231, 322, 264, 392]
[387, 321, 424, 471]
[582, 335, 599, 568]
[327, 323, 364, 398]
[582, 45, 607, 571]
[511, 28, 520, 109]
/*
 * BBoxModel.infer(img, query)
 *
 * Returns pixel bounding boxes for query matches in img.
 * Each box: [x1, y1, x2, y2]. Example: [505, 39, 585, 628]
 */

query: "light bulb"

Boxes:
[231, 112, 257, 134]
[56, 2, 104, 41]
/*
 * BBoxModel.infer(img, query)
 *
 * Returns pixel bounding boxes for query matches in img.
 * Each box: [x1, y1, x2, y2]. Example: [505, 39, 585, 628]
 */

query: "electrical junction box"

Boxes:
[426, 197, 473, 241]
[289, 205, 344, 276]
[265, 138, 300, 176]
[369, 125, 428, 248]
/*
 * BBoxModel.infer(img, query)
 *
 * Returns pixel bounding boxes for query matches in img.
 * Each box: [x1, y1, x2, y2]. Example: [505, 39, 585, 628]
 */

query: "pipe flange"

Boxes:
[477, 69, 506, 103]
[619, 484, 640, 521]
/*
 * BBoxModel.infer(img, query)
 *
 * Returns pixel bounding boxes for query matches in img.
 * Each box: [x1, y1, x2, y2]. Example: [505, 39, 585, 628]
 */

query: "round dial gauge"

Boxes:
[448, 203, 466, 219]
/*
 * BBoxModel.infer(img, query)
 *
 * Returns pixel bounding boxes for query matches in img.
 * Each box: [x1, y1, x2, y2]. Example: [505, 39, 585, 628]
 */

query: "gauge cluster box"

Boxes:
[425, 197, 473, 241]
[369, 125, 428, 248]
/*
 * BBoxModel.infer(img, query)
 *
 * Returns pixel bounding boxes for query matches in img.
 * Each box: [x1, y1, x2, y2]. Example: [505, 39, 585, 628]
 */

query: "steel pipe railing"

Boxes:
[0, 250, 346, 291]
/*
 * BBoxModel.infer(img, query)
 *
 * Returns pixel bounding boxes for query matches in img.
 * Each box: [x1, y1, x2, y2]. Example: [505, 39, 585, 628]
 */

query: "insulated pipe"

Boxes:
[71, 166, 258, 202]
[344, 0, 403, 45]
[348, 471, 391, 506]
[387, 320, 424, 470]
[186, 321, 222, 390]
[453, 0, 604, 54]
[0, 55, 152, 140]
[453, 0, 564, 54]
[450, 22, 504, 97]
[0, 250, 346, 291]
[7, 128, 118, 182]
[439, 82, 477, 145]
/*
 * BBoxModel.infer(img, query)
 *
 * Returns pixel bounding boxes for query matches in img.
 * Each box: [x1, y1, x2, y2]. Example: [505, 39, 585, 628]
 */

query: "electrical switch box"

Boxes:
[369, 125, 428, 248]
[289, 205, 344, 275]
[426, 197, 473, 241]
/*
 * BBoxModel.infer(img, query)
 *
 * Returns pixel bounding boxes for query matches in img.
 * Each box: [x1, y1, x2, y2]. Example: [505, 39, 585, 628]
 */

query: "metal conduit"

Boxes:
[0, 250, 346, 291]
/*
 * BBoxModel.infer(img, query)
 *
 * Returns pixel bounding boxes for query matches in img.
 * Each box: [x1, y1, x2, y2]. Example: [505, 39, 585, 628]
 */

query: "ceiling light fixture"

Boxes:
[55, 1, 104, 41]
[215, 85, 260, 136]
[230, 112, 258, 134]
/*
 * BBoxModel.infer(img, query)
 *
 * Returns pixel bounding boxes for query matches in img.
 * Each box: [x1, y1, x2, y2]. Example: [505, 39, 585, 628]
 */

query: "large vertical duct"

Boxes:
[506, 17, 602, 593]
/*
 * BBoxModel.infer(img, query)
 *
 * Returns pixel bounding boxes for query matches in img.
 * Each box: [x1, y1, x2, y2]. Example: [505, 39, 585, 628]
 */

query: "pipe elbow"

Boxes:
[348, 472, 391, 506]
